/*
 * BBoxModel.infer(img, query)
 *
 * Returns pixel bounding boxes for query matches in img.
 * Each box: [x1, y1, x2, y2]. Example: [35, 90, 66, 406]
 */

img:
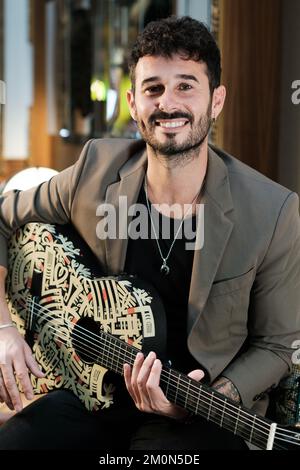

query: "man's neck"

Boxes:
[145, 142, 208, 207]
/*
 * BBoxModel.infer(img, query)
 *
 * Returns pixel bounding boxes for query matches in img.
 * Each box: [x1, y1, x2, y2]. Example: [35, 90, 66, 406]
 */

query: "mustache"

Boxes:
[149, 111, 193, 124]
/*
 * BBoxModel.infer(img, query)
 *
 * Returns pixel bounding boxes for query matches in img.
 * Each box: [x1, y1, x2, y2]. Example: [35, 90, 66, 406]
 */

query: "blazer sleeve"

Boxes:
[222, 191, 300, 408]
[0, 139, 94, 268]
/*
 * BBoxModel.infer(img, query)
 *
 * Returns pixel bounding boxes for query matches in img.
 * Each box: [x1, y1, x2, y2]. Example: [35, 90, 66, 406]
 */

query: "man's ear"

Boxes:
[212, 85, 226, 120]
[126, 89, 137, 121]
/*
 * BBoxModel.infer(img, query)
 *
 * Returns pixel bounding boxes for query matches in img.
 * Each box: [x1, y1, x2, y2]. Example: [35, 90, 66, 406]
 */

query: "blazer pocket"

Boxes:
[210, 267, 255, 297]
[204, 268, 255, 349]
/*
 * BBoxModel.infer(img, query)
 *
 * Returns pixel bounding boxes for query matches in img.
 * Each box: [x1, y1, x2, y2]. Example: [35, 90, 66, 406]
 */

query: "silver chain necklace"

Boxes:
[144, 177, 202, 275]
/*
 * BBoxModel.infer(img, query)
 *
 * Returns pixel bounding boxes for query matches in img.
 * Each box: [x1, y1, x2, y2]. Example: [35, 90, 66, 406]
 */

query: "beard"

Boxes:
[136, 102, 213, 167]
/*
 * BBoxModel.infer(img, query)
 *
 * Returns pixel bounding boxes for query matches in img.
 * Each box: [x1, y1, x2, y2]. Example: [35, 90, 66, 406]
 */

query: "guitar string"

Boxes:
[24, 299, 299, 447]
[38, 321, 287, 450]
[27, 298, 300, 448]
[35, 322, 275, 449]
[25, 299, 287, 440]
[24, 300, 274, 444]
[25, 307, 293, 450]
[25, 299, 271, 432]
[24, 292, 290, 440]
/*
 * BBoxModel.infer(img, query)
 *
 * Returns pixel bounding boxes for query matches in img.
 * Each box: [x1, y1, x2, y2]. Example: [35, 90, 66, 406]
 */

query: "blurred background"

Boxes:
[0, 0, 299, 195]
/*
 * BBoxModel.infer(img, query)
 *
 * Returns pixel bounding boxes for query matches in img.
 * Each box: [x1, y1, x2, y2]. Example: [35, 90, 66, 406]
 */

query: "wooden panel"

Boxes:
[50, 136, 83, 172]
[29, 0, 51, 168]
[213, 0, 282, 180]
[0, 159, 27, 184]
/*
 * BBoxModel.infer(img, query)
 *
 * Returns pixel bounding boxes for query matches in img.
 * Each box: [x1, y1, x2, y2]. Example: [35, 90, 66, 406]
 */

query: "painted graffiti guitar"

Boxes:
[6, 223, 300, 450]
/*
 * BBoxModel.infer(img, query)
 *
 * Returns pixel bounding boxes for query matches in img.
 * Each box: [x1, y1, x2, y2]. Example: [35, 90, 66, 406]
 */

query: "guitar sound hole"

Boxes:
[72, 317, 101, 364]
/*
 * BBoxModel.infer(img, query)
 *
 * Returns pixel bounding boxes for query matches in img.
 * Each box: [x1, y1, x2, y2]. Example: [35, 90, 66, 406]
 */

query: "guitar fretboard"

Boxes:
[93, 328, 273, 449]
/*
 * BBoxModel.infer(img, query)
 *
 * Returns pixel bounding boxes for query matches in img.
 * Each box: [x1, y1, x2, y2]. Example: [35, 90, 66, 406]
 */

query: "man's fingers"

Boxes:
[146, 357, 162, 389]
[13, 357, 34, 401]
[0, 371, 14, 409]
[145, 358, 167, 408]
[123, 352, 144, 403]
[123, 363, 133, 395]
[24, 345, 45, 378]
[129, 352, 144, 404]
[0, 365, 22, 412]
[124, 352, 158, 411]
[136, 352, 156, 389]
[187, 369, 205, 382]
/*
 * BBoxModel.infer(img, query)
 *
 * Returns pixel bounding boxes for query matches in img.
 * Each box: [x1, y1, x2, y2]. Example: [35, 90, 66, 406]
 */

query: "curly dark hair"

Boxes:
[128, 16, 221, 95]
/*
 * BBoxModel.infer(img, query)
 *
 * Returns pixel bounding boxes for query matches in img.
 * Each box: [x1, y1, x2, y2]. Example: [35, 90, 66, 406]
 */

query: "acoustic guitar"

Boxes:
[6, 223, 300, 450]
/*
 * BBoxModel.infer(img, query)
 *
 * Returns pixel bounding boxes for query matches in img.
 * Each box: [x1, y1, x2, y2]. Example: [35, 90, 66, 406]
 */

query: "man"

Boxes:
[0, 16, 299, 450]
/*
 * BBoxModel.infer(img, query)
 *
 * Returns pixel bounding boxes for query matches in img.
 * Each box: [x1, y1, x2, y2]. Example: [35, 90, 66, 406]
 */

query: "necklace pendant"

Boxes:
[160, 261, 170, 275]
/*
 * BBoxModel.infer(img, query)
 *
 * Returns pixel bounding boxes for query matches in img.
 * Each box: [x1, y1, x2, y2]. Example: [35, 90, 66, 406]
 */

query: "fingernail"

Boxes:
[27, 393, 34, 400]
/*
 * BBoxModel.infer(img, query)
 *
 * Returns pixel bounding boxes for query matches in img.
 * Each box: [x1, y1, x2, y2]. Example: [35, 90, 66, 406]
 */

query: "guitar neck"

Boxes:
[97, 330, 272, 450]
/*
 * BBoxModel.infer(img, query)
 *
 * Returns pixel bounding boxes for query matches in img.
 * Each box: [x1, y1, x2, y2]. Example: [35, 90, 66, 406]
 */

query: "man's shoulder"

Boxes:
[86, 138, 145, 165]
[210, 144, 293, 203]
[74, 138, 146, 185]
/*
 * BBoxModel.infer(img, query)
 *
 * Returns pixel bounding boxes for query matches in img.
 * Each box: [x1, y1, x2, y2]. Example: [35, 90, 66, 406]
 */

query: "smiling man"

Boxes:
[0, 16, 299, 451]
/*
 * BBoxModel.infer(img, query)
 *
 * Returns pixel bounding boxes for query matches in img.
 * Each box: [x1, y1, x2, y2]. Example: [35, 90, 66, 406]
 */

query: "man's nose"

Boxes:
[157, 91, 179, 113]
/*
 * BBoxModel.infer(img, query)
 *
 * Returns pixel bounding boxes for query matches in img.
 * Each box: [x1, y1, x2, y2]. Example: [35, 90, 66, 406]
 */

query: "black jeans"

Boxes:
[0, 390, 248, 450]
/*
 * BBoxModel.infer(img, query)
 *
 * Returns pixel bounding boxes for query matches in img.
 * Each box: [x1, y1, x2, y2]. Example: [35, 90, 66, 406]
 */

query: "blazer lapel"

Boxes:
[105, 149, 147, 274]
[187, 147, 234, 332]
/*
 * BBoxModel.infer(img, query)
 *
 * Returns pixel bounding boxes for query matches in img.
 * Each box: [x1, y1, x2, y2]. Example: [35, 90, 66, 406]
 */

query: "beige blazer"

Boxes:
[0, 138, 300, 408]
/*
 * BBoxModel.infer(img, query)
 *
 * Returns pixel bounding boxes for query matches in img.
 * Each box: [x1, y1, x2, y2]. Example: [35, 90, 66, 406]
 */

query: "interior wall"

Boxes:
[30, 0, 51, 168]
[215, 0, 282, 182]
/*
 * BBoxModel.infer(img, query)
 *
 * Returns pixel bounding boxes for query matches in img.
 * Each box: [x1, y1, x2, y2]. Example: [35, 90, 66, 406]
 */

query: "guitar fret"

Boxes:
[220, 397, 227, 428]
[195, 385, 202, 415]
[184, 380, 191, 409]
[207, 391, 214, 421]
[249, 414, 256, 444]
[234, 406, 241, 434]
[174, 372, 180, 404]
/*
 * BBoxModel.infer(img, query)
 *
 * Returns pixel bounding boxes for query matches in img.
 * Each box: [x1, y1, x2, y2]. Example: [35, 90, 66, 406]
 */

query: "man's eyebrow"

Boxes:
[141, 76, 160, 87]
[175, 74, 199, 83]
[141, 74, 199, 87]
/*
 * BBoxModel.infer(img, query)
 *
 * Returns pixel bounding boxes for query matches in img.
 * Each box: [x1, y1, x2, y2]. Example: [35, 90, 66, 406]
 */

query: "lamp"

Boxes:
[3, 167, 58, 193]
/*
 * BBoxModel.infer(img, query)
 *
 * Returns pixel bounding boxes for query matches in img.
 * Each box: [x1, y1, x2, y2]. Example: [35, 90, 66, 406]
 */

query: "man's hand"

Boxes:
[0, 325, 45, 412]
[123, 351, 204, 420]
[0, 265, 45, 412]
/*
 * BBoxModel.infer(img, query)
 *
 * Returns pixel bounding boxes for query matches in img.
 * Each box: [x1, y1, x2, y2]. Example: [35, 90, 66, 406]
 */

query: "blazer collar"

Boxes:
[104, 145, 235, 327]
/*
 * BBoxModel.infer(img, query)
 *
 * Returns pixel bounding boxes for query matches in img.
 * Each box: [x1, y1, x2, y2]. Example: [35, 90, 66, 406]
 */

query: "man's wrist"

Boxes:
[0, 301, 12, 324]
[212, 376, 241, 403]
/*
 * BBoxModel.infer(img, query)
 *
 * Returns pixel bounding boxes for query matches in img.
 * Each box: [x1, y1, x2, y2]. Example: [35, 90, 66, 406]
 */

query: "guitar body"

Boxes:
[6, 223, 167, 411]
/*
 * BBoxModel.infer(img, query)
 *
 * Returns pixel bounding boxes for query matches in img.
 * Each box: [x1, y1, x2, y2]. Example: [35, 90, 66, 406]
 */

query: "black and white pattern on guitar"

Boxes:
[6, 223, 156, 411]
[273, 365, 300, 426]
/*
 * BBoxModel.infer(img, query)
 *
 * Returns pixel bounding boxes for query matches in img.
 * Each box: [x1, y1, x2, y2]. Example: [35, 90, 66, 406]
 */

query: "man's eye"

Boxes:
[178, 83, 192, 91]
[145, 85, 163, 95]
